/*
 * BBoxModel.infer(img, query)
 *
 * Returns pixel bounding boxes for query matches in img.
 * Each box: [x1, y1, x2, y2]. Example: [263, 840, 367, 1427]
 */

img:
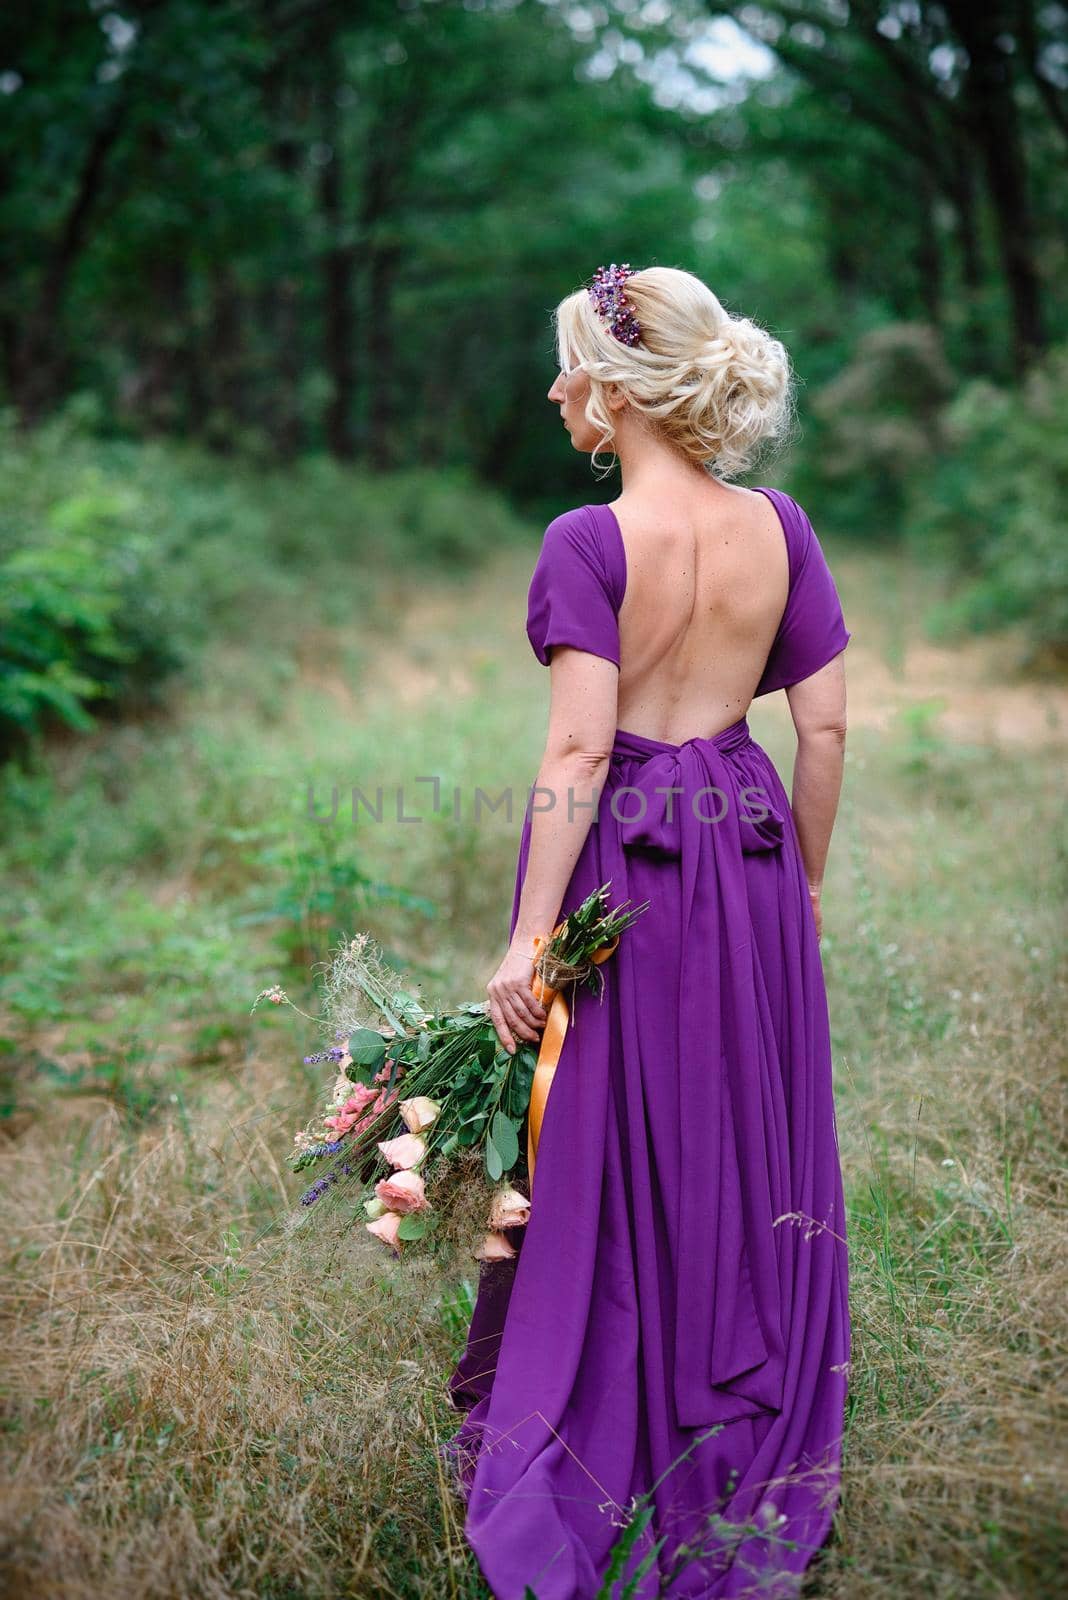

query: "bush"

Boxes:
[804, 322, 957, 540]
[0, 415, 529, 758]
[0, 414, 274, 754]
[907, 341, 1068, 661]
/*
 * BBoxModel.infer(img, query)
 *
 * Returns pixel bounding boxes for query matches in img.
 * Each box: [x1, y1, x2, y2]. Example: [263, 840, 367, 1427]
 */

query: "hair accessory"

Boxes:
[588, 262, 642, 347]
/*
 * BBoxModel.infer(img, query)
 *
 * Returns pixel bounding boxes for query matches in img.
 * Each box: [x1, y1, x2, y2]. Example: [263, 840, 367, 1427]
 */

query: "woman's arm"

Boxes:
[785, 653, 848, 939]
[486, 647, 619, 1053]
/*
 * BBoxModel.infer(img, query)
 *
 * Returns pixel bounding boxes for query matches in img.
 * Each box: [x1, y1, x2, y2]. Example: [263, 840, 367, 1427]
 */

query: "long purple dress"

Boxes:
[443, 488, 852, 1599]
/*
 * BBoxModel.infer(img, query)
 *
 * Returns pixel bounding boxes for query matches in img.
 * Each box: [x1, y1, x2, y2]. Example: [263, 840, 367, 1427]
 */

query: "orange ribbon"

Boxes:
[525, 925, 620, 1194]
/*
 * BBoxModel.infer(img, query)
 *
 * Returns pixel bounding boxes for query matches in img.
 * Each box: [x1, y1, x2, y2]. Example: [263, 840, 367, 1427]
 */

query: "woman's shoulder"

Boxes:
[539, 504, 622, 590]
[751, 484, 822, 577]
[526, 504, 624, 667]
[751, 481, 808, 529]
[752, 488, 851, 695]
[542, 502, 603, 540]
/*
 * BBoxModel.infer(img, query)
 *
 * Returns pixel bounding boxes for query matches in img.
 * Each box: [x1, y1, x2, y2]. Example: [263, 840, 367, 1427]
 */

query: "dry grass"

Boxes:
[1, 539, 1066, 1597]
[0, 1080, 481, 1599]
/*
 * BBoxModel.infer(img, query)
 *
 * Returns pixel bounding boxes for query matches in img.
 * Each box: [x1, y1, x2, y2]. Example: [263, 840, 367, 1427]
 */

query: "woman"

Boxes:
[443, 264, 851, 1599]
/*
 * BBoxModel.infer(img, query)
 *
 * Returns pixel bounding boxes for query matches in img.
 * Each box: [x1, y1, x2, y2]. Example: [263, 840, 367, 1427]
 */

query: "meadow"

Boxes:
[1, 459, 1065, 1599]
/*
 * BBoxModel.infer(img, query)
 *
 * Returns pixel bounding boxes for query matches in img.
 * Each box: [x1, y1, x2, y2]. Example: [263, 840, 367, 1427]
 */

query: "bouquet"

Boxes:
[252, 883, 648, 1260]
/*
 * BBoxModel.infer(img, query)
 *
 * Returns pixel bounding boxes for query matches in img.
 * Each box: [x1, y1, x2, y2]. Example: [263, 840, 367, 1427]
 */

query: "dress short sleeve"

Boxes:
[753, 488, 852, 697]
[525, 505, 625, 668]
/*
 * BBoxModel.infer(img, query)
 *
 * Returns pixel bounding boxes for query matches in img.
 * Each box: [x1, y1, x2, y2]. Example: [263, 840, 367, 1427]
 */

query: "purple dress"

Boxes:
[444, 488, 852, 1599]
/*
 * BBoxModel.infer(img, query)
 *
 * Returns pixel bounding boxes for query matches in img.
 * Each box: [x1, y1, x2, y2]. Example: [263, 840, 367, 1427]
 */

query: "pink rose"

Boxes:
[377, 1132, 426, 1169]
[399, 1095, 441, 1134]
[366, 1211, 404, 1252]
[473, 1230, 517, 1262]
[488, 1184, 530, 1230]
[375, 1169, 428, 1214]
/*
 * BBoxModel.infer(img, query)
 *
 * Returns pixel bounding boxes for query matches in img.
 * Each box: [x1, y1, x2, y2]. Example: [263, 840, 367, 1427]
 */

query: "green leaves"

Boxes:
[485, 1109, 520, 1182]
[595, 1502, 664, 1598]
[346, 1027, 388, 1084]
[392, 989, 429, 1026]
[502, 1043, 537, 1119]
[455, 1112, 486, 1148]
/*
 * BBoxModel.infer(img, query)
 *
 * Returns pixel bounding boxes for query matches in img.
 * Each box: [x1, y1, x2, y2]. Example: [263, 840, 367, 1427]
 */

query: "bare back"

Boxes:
[612, 484, 790, 745]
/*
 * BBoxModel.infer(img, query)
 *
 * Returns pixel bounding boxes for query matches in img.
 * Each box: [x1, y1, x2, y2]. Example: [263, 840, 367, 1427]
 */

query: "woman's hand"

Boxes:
[487, 941, 548, 1055]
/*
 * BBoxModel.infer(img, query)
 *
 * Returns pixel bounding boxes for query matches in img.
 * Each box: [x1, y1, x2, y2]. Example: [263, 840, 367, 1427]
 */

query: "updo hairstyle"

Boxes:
[553, 265, 796, 480]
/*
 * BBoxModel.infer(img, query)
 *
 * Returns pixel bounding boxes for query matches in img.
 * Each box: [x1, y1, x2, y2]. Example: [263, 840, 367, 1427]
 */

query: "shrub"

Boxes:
[0, 414, 272, 754]
[0, 416, 528, 758]
[908, 341, 1068, 660]
[805, 322, 957, 539]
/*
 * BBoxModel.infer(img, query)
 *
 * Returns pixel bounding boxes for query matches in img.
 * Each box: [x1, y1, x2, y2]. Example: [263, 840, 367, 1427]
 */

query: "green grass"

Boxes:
[0, 465, 1065, 1597]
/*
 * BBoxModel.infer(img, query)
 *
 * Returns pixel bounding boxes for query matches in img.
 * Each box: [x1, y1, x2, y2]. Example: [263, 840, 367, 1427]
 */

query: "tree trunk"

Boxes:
[268, 115, 305, 459]
[13, 97, 126, 422]
[944, 0, 1046, 372]
[365, 241, 400, 471]
[134, 253, 192, 433]
[205, 269, 243, 450]
[318, 56, 355, 460]
[272, 275, 305, 460]
[915, 174, 943, 330]
[947, 145, 989, 374]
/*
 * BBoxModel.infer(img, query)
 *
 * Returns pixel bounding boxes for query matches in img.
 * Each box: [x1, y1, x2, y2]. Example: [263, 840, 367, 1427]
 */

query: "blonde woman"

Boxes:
[445, 265, 851, 1599]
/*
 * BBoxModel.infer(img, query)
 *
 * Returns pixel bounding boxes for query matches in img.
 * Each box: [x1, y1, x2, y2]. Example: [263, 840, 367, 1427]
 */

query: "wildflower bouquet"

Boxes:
[253, 883, 648, 1260]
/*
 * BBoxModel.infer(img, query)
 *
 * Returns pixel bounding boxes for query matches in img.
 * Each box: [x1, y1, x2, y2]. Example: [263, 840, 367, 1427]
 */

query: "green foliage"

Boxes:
[2, 0, 698, 500]
[485, 1107, 520, 1182]
[805, 322, 957, 538]
[907, 342, 1068, 657]
[346, 1027, 389, 1082]
[0, 413, 272, 751]
[0, 418, 530, 759]
[782, 329, 1068, 658]
[4, 0, 1066, 672]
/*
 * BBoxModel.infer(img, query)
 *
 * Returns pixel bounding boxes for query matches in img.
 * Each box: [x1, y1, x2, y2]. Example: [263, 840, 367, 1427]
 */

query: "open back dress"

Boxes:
[443, 486, 852, 1599]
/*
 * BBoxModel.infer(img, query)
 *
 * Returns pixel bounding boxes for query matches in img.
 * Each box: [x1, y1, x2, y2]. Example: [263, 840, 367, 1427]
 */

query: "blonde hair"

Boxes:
[553, 265, 796, 480]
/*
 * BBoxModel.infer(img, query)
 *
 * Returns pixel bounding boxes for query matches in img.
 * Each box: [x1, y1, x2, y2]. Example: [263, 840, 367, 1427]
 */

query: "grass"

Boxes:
[0, 496, 1065, 1597]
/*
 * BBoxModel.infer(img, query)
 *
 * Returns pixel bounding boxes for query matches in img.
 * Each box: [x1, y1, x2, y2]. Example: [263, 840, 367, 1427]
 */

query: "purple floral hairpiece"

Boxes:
[587, 262, 642, 348]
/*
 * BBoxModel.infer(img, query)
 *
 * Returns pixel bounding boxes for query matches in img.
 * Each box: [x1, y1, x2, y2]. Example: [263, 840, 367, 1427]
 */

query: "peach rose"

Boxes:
[399, 1095, 441, 1134]
[488, 1184, 530, 1230]
[473, 1230, 517, 1262]
[377, 1132, 427, 1169]
[366, 1210, 404, 1252]
[375, 1168, 428, 1214]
